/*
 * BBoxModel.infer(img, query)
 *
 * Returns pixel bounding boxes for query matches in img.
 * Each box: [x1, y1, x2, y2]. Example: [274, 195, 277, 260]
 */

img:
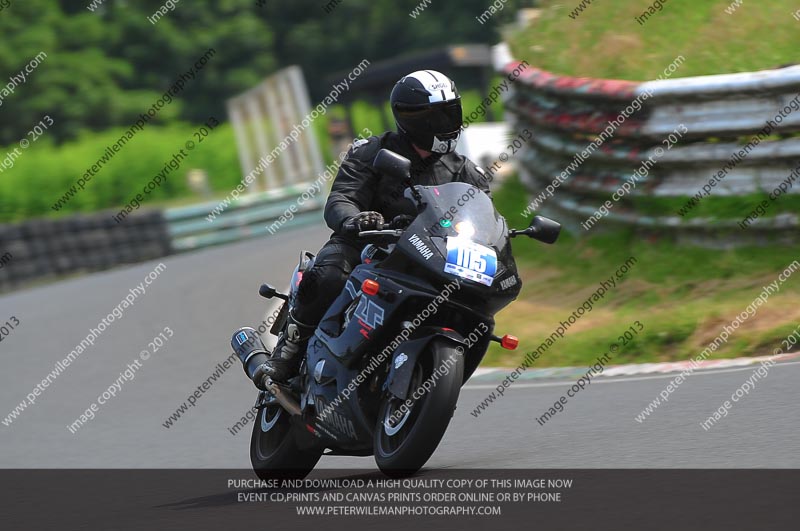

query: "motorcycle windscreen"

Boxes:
[407, 183, 506, 287]
[409, 182, 505, 246]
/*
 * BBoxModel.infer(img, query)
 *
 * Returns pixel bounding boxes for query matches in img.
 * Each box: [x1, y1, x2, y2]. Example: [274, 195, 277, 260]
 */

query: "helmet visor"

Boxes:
[394, 100, 462, 135]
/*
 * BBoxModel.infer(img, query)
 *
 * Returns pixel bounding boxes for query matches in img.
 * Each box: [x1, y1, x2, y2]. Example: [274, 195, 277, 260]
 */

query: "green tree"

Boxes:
[0, 0, 529, 144]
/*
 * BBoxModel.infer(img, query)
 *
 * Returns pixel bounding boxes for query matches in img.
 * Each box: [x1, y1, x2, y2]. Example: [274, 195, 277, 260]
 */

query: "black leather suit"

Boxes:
[293, 131, 492, 326]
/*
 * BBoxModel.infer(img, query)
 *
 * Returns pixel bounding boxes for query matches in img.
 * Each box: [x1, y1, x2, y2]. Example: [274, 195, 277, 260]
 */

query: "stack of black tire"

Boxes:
[0, 210, 172, 293]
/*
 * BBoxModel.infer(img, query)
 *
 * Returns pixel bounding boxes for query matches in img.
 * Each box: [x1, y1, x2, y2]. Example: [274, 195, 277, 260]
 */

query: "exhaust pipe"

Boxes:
[262, 379, 302, 416]
[231, 327, 302, 416]
[231, 327, 271, 384]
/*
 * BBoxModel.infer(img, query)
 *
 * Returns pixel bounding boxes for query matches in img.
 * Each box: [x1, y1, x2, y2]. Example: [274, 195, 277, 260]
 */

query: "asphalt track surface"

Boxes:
[1, 218, 798, 469]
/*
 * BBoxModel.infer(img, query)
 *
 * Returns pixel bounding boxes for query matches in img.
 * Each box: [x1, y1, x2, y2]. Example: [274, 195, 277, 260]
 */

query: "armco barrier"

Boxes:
[503, 61, 800, 246]
[164, 182, 324, 252]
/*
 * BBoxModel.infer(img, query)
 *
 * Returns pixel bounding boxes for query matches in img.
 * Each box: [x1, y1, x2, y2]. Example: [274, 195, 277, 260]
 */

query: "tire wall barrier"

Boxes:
[502, 60, 800, 247]
[0, 185, 324, 293]
[0, 210, 171, 293]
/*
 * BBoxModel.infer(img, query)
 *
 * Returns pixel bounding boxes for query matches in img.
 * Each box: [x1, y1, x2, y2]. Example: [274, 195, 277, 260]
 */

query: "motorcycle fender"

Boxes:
[386, 330, 465, 401]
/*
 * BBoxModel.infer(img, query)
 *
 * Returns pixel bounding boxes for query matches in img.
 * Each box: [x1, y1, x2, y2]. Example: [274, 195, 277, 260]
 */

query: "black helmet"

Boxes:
[390, 70, 462, 154]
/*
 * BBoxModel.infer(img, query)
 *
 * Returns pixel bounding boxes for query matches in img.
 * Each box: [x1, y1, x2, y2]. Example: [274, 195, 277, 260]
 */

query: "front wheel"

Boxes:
[250, 404, 322, 480]
[374, 340, 464, 477]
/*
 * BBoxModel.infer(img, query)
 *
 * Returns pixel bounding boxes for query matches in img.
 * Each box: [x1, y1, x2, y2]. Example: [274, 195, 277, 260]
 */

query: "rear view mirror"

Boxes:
[373, 149, 411, 180]
[528, 216, 561, 244]
[510, 215, 561, 243]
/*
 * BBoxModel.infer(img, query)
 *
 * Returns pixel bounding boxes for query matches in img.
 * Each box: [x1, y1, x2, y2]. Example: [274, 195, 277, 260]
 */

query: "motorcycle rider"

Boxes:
[264, 70, 492, 383]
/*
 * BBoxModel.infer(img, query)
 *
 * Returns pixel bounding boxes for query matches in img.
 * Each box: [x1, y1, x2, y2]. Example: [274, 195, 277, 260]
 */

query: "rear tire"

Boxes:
[250, 404, 322, 480]
[374, 340, 463, 477]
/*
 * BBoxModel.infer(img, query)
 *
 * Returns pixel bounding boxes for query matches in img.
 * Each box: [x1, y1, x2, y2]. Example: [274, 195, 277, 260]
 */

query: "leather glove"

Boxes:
[344, 211, 384, 232]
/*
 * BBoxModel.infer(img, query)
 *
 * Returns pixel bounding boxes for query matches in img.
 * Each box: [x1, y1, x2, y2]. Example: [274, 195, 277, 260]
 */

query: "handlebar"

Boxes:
[341, 214, 413, 240]
[357, 229, 405, 238]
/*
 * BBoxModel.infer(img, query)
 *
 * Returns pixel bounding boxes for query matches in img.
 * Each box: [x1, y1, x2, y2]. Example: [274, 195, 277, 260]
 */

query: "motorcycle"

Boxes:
[230, 148, 561, 479]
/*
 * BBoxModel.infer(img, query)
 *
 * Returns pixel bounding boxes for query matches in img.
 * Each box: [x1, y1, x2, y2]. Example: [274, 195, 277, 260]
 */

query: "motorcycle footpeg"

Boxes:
[231, 327, 271, 386]
[252, 390, 275, 410]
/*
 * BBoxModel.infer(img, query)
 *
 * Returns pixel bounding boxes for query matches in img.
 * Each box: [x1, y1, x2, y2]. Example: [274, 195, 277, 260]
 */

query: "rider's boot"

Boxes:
[264, 311, 315, 383]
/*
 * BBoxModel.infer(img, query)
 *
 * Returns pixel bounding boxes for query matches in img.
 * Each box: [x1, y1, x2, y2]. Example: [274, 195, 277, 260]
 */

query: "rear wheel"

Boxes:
[250, 404, 322, 480]
[374, 341, 464, 477]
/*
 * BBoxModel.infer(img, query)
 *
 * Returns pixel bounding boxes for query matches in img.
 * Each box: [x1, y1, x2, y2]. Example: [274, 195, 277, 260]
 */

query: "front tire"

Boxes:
[250, 404, 322, 480]
[374, 340, 464, 477]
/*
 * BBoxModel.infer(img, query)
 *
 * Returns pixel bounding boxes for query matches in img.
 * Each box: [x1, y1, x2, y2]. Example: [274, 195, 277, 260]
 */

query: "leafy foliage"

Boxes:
[0, 0, 527, 145]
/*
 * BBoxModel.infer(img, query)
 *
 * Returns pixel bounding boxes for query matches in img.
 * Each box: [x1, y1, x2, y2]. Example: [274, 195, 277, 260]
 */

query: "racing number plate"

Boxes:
[444, 237, 497, 286]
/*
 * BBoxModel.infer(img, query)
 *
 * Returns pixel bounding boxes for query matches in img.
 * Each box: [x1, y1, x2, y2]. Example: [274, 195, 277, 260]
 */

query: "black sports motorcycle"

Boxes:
[230, 149, 560, 478]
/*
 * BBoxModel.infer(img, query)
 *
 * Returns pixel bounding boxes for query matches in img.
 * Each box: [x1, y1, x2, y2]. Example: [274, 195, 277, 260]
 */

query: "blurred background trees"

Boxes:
[0, 0, 528, 145]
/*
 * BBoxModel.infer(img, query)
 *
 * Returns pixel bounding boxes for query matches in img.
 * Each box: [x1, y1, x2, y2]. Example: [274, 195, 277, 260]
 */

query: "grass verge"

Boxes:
[508, 0, 799, 80]
[484, 175, 800, 367]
